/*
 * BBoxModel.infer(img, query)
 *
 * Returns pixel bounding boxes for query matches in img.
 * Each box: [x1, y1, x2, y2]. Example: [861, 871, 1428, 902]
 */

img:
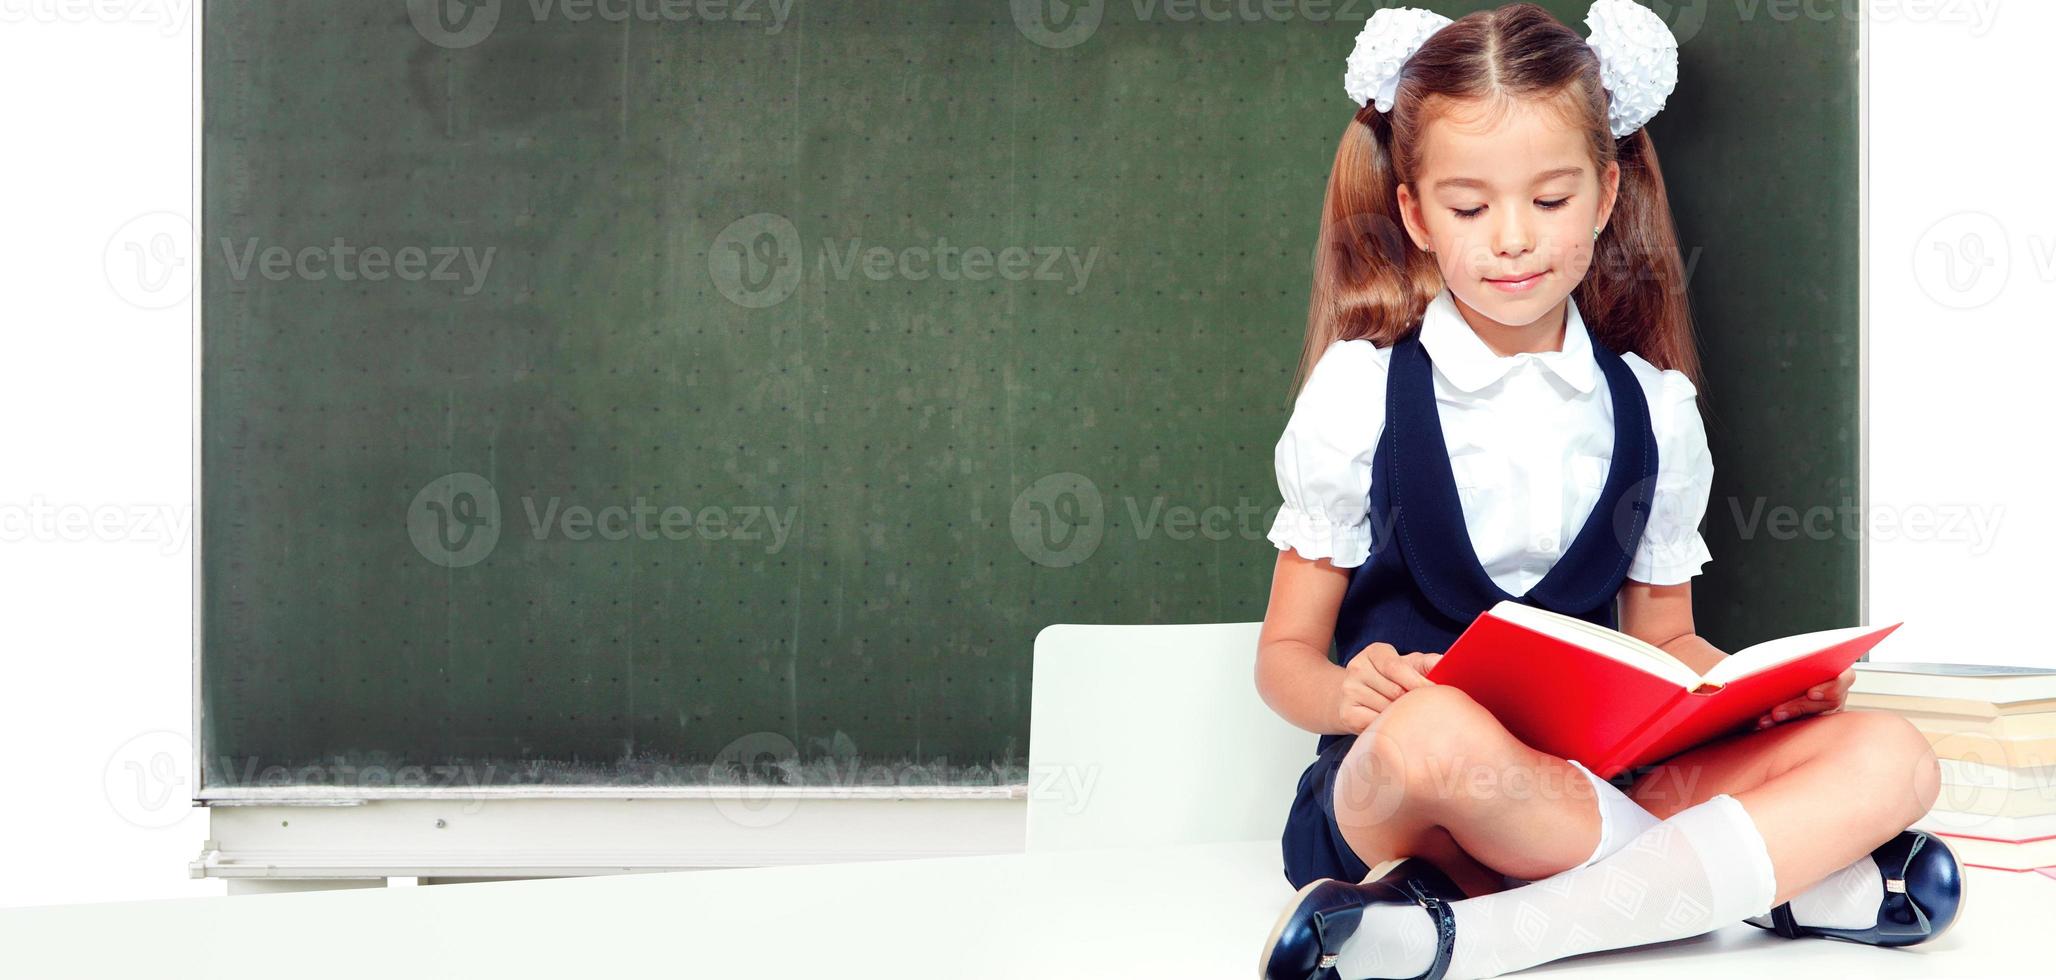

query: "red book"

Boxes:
[1425, 600, 1904, 780]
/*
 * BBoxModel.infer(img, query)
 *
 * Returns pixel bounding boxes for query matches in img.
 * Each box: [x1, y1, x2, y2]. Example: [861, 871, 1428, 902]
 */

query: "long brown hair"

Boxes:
[1290, 2, 1702, 404]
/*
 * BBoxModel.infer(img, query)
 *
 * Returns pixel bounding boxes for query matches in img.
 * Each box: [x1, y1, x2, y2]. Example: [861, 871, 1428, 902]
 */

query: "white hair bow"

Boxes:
[1343, 0, 1680, 139]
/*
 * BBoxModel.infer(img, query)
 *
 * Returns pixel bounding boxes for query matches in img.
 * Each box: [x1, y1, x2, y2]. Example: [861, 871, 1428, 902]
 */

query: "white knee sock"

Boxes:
[1744, 854, 1883, 930]
[1337, 793, 1778, 980]
[1541, 762, 1883, 931]
[1536, 759, 1663, 877]
[1337, 759, 1655, 979]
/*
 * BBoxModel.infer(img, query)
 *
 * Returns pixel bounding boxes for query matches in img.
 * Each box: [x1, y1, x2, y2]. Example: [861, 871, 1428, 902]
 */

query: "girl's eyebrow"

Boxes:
[1433, 166, 1585, 191]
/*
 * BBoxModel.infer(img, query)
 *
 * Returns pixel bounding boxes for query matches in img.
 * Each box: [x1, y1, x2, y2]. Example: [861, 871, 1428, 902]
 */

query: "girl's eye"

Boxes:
[1449, 198, 1573, 220]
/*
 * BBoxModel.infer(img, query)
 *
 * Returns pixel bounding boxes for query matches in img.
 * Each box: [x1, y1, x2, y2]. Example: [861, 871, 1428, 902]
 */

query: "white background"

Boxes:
[1861, 3, 2051, 670]
[0, 3, 2045, 908]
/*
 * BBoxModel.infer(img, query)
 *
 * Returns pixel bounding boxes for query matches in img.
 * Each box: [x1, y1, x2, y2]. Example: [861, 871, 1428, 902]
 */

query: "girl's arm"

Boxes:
[1623, 577, 1859, 728]
[1618, 578, 1729, 676]
[1255, 549, 1354, 735]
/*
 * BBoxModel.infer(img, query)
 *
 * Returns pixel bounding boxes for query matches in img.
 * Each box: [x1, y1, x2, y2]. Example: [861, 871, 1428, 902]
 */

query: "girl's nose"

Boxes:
[1494, 217, 1534, 258]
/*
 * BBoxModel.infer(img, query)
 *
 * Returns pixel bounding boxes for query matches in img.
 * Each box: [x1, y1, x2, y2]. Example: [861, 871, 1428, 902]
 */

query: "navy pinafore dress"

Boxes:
[1278, 325, 1661, 889]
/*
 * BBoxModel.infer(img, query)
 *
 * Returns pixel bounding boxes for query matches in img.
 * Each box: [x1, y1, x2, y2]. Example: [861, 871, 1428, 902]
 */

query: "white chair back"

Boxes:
[1025, 622, 1317, 852]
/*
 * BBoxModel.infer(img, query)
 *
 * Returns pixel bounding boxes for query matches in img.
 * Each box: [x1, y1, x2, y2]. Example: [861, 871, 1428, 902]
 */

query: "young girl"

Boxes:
[1253, 4, 1963, 979]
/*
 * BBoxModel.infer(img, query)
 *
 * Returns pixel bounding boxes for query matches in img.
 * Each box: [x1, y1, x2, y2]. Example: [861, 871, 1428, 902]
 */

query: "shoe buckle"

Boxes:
[1318, 953, 1339, 968]
[1885, 877, 1906, 894]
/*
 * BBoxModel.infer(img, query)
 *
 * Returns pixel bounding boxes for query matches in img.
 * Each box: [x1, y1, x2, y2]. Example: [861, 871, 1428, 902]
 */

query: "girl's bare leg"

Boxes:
[1331, 686, 1944, 908]
[1329, 685, 1612, 895]
[1623, 707, 1942, 905]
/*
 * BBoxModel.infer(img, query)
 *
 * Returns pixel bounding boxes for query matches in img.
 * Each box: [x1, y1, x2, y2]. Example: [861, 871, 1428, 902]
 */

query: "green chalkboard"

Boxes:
[198, 1, 1859, 791]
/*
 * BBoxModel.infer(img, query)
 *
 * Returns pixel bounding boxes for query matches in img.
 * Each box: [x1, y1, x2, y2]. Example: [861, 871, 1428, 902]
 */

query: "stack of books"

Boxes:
[1847, 662, 2056, 873]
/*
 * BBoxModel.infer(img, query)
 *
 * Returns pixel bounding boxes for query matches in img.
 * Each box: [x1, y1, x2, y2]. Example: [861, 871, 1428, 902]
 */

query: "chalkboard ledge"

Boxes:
[189, 793, 1030, 885]
[197, 784, 1028, 805]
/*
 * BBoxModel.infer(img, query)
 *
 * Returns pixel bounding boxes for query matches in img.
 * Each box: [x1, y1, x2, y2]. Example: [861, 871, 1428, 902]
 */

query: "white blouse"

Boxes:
[1268, 286, 1714, 591]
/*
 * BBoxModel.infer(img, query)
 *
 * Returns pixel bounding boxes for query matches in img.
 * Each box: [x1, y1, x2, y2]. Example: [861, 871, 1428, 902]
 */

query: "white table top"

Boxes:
[2, 839, 2046, 978]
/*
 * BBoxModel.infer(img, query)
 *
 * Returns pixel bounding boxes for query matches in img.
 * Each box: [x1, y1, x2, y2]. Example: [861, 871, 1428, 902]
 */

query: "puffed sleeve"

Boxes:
[1629, 369, 1715, 585]
[1266, 340, 1388, 568]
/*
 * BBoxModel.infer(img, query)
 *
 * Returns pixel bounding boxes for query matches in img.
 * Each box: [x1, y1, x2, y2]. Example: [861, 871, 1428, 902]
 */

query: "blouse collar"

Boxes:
[1417, 285, 1598, 394]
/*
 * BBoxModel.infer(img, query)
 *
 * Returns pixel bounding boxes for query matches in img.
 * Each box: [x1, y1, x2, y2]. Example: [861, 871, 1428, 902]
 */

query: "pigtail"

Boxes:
[1288, 105, 1443, 406]
[1573, 126, 1705, 394]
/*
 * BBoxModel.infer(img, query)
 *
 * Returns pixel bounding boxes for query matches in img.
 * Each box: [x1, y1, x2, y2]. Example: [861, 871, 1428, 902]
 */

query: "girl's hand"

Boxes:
[1337, 642, 1445, 734]
[1755, 666, 1856, 731]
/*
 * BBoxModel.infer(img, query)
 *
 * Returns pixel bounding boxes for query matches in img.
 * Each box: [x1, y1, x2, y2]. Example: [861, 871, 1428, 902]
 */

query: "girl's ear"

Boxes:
[1395, 182, 1431, 252]
[1597, 160, 1622, 232]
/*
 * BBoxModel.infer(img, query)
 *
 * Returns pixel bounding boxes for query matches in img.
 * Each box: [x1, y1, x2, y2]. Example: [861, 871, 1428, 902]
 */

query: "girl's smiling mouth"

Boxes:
[1484, 270, 1548, 293]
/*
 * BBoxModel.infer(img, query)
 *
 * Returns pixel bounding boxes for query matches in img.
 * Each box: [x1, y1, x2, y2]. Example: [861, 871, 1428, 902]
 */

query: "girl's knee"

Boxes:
[1381, 684, 1501, 747]
[1331, 689, 1482, 821]
[1831, 709, 1941, 819]
[1356, 685, 1508, 792]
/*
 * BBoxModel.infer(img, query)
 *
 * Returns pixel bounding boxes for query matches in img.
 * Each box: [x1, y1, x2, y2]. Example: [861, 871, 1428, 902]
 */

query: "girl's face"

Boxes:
[1396, 97, 1620, 333]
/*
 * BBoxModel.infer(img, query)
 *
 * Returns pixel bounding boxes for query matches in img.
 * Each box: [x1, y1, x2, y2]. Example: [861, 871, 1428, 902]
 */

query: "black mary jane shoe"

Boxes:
[1256, 857, 1462, 980]
[1744, 828, 1967, 947]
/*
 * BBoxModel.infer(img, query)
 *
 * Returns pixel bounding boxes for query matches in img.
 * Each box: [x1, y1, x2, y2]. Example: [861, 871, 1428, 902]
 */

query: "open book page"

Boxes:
[1485, 601, 1702, 689]
[1486, 601, 1893, 693]
[1703, 624, 1895, 686]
